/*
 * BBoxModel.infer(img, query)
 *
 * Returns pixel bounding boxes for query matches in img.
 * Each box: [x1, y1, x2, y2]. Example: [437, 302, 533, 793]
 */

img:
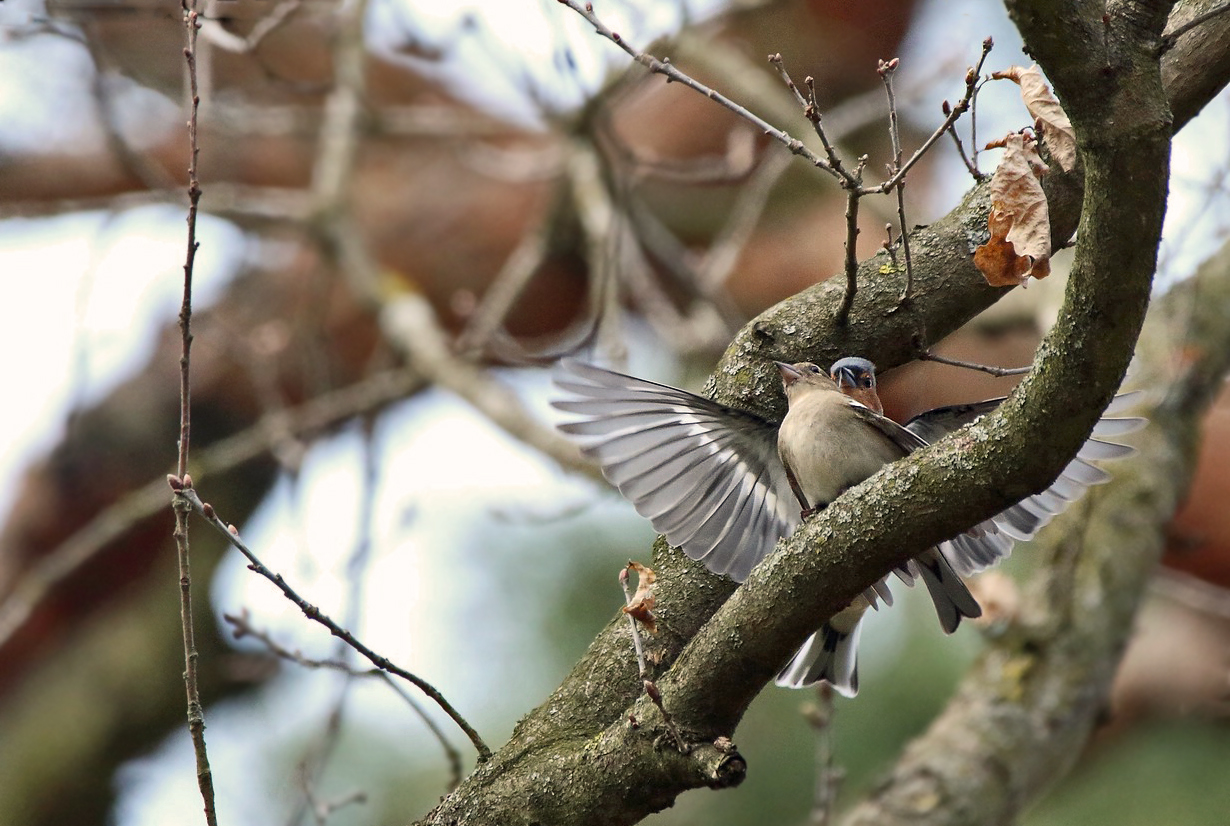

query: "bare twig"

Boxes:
[619, 562, 685, 751]
[620, 566, 649, 677]
[556, 7, 991, 328]
[770, 59, 870, 321]
[225, 611, 464, 789]
[579, 123, 738, 355]
[944, 98, 983, 180]
[299, 0, 593, 475]
[300, 782, 367, 826]
[918, 350, 1032, 377]
[971, 74, 985, 173]
[455, 221, 551, 355]
[0, 367, 428, 653]
[0, 184, 315, 223]
[556, 0, 835, 175]
[835, 156, 868, 326]
[199, 0, 305, 53]
[286, 425, 379, 826]
[182, 487, 493, 761]
[174, 2, 217, 823]
[83, 41, 179, 192]
[882, 224, 899, 270]
[766, 58, 865, 323]
[382, 292, 596, 475]
[642, 679, 688, 754]
[599, 113, 760, 185]
[1150, 568, 1230, 622]
[879, 57, 916, 307]
[766, 55, 860, 188]
[871, 37, 992, 195]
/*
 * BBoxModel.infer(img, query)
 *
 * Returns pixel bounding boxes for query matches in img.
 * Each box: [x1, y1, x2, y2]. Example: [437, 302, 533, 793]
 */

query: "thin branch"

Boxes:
[300, 0, 593, 475]
[0, 366, 427, 653]
[971, 75, 985, 173]
[198, 0, 305, 53]
[286, 425, 377, 826]
[871, 37, 992, 195]
[175, 1, 217, 823]
[917, 350, 1032, 377]
[309, 0, 368, 214]
[225, 611, 464, 789]
[879, 57, 916, 307]
[882, 224, 899, 270]
[457, 222, 548, 371]
[620, 566, 649, 677]
[555, 0, 836, 175]
[944, 98, 982, 180]
[642, 679, 688, 753]
[766, 55, 859, 188]
[179, 485, 493, 761]
[300, 782, 367, 826]
[766, 57, 870, 321]
[766, 52, 903, 324]
[0, 184, 314, 223]
[382, 292, 596, 475]
[1150, 567, 1230, 622]
[599, 113, 760, 185]
[83, 41, 179, 192]
[835, 157, 867, 326]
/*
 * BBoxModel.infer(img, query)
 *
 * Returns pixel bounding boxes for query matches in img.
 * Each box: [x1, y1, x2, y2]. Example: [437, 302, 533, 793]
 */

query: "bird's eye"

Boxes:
[808, 364, 821, 374]
[861, 377, 873, 387]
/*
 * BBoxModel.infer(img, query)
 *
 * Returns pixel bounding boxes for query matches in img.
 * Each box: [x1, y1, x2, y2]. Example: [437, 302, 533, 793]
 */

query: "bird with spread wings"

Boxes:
[553, 357, 1143, 696]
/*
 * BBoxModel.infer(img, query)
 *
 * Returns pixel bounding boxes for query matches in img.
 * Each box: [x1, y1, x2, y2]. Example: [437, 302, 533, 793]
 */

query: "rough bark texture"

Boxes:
[415, 1, 1230, 824]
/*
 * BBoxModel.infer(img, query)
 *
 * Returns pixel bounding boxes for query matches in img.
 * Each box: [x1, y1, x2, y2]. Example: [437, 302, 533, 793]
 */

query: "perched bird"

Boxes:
[772, 360, 981, 694]
[552, 358, 1143, 696]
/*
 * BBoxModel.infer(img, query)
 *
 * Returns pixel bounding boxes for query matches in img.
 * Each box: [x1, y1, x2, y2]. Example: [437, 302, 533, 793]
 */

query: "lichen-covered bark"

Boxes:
[415, 2, 1230, 823]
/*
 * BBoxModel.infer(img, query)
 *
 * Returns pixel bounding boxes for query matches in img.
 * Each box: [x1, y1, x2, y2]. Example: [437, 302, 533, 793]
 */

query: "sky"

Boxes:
[2, 0, 1230, 824]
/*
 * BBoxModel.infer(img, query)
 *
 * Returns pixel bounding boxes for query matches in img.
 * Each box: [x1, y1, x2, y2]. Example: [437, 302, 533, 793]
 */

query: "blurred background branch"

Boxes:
[1, 1, 1229, 824]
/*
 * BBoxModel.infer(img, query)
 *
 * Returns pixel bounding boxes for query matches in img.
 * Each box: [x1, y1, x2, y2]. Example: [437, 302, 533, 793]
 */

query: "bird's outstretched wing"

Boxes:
[552, 359, 798, 583]
[907, 390, 1147, 575]
[844, 400, 931, 454]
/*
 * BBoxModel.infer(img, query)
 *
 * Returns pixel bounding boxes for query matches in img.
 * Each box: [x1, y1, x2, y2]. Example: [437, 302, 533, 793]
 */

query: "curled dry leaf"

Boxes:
[992, 64, 1077, 172]
[622, 561, 657, 634]
[974, 132, 1052, 287]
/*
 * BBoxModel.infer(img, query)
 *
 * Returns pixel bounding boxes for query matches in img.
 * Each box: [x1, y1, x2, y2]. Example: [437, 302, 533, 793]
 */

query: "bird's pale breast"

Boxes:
[778, 392, 904, 509]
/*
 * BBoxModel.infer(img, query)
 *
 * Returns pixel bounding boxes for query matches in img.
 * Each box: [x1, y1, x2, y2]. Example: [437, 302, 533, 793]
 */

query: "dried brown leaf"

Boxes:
[622, 561, 657, 634]
[993, 64, 1077, 172]
[974, 133, 1052, 287]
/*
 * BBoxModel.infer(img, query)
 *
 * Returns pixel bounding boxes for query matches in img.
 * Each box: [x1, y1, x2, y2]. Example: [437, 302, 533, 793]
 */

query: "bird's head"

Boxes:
[829, 357, 882, 414]
[829, 357, 877, 392]
[775, 361, 837, 400]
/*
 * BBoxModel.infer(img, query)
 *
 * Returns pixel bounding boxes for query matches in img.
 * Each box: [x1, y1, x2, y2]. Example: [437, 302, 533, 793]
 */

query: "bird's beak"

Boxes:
[775, 361, 804, 386]
[833, 366, 856, 390]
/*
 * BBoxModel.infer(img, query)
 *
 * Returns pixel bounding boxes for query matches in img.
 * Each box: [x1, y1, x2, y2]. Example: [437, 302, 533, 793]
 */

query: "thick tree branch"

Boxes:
[837, 219, 1230, 826]
[414, 2, 1228, 822]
